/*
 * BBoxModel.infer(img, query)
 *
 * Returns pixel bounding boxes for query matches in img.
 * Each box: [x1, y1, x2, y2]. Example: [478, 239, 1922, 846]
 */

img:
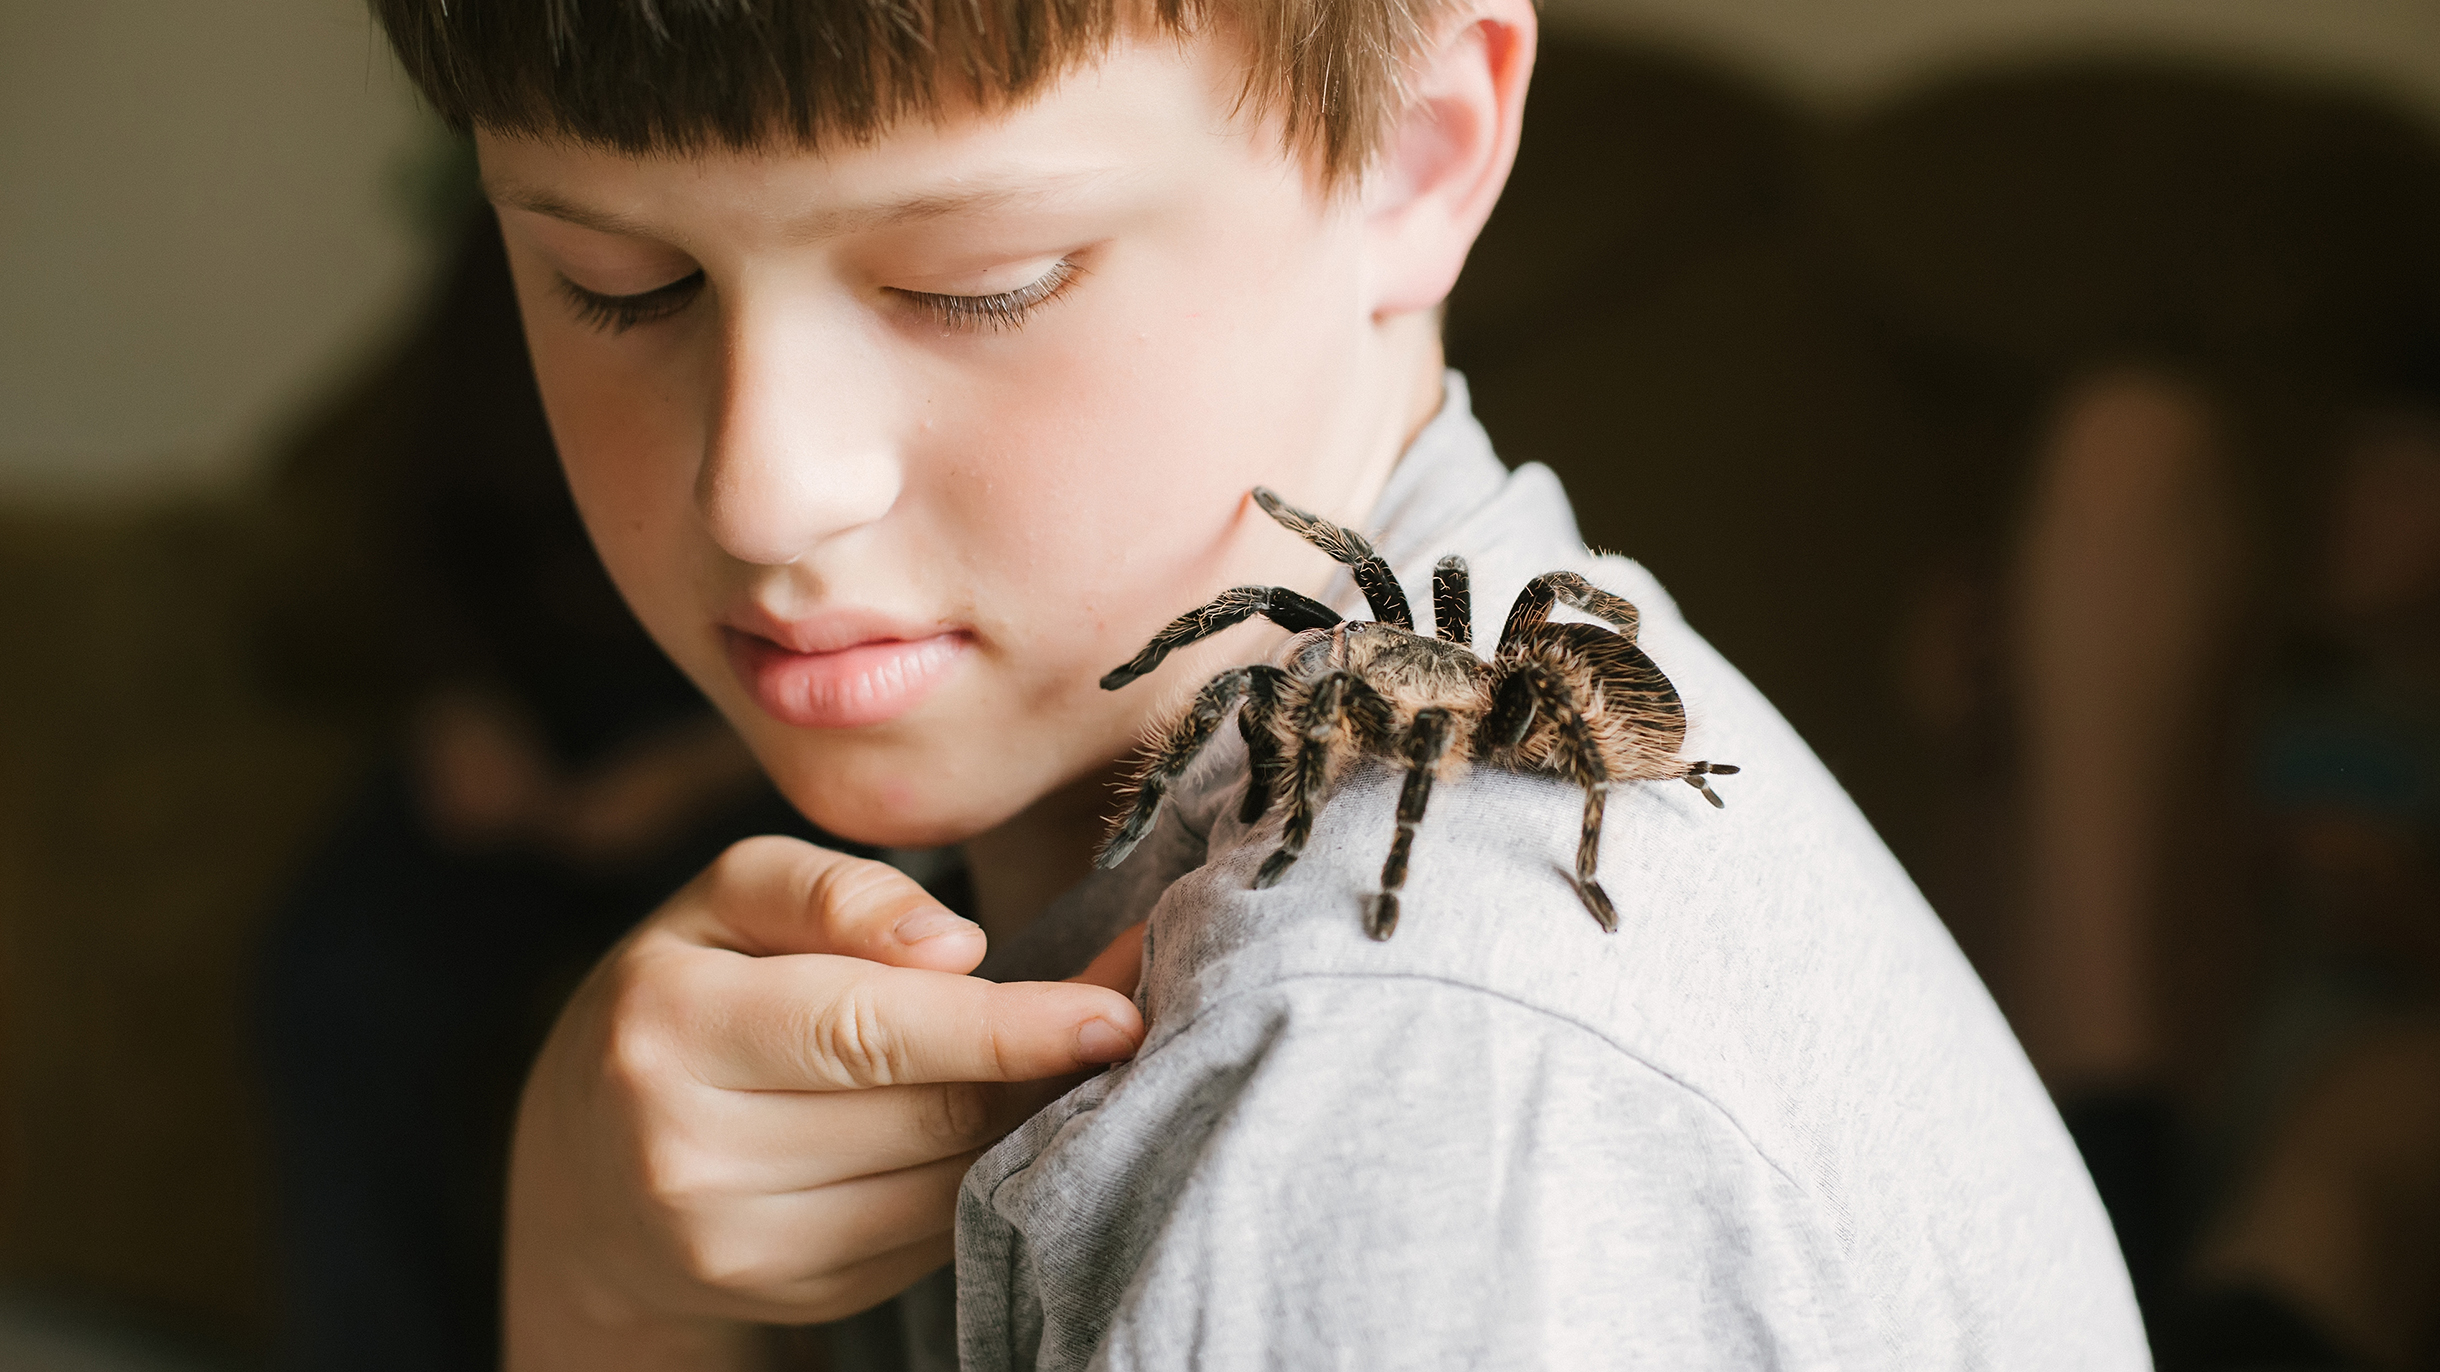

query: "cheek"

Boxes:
[516, 302, 715, 666]
[936, 217, 1365, 606]
[1142, 213, 1371, 500]
[896, 224, 1371, 759]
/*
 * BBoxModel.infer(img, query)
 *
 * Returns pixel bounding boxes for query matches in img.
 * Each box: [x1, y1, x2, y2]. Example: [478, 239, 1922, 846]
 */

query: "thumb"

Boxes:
[667, 834, 988, 974]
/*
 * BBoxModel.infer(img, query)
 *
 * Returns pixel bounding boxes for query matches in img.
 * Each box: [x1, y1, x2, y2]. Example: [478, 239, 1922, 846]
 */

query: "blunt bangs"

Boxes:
[371, 0, 1450, 181]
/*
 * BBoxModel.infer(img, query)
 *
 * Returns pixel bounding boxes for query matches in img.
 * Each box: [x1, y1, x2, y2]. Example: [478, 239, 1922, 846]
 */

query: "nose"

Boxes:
[696, 299, 903, 566]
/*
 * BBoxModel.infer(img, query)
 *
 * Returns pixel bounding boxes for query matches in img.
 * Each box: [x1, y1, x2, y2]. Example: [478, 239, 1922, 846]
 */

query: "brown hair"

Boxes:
[371, 0, 1456, 181]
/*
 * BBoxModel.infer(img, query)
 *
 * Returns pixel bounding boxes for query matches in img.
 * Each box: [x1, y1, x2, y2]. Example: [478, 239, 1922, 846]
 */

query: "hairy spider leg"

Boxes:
[1679, 759, 1742, 809]
[1368, 706, 1455, 940]
[1237, 665, 1290, 824]
[1483, 661, 1540, 750]
[1098, 666, 1275, 868]
[1492, 663, 1622, 932]
[1494, 571, 1643, 656]
[1250, 487, 1414, 630]
[1100, 585, 1341, 690]
[1432, 555, 1471, 647]
[1252, 671, 1397, 890]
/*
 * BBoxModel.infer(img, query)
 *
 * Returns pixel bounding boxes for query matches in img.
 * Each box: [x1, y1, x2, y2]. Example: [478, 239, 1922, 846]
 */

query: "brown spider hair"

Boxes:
[369, 0, 1459, 184]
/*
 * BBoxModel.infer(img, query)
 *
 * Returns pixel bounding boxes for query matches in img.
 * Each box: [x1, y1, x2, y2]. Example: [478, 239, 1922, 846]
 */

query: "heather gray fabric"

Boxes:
[948, 376, 2150, 1370]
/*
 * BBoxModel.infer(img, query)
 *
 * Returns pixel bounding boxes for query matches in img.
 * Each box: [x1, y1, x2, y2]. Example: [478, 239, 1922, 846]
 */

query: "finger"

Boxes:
[696, 1232, 956, 1327]
[652, 1079, 1052, 1192]
[664, 835, 987, 973]
[671, 1157, 971, 1320]
[804, 1232, 957, 1323]
[1070, 920, 1147, 998]
[685, 953, 1143, 1091]
[780, 1151, 972, 1268]
[782, 1076, 1080, 1189]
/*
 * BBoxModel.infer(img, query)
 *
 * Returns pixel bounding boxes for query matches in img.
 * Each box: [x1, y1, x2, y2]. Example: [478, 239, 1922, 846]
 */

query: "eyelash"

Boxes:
[893, 258, 1084, 333]
[557, 271, 704, 335]
[556, 258, 1085, 337]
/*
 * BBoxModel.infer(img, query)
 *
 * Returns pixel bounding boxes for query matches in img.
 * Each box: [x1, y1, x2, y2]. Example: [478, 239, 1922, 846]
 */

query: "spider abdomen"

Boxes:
[1494, 623, 1690, 783]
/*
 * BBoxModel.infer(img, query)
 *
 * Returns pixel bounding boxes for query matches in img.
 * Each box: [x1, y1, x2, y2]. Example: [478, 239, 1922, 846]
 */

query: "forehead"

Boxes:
[476, 33, 1291, 241]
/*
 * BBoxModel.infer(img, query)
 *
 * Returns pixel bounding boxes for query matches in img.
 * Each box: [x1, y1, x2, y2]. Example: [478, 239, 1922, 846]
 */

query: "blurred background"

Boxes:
[10, 0, 2440, 1367]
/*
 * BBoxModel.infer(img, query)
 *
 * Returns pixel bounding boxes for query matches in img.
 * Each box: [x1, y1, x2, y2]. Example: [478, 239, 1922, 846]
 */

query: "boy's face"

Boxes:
[482, 33, 1437, 846]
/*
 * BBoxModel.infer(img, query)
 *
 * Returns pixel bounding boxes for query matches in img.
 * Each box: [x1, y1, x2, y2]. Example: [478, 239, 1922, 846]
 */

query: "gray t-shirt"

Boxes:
[952, 378, 2149, 1370]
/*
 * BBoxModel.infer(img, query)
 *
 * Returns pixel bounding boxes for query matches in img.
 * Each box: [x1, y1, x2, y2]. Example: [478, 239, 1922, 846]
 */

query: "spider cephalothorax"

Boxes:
[1098, 488, 1738, 939]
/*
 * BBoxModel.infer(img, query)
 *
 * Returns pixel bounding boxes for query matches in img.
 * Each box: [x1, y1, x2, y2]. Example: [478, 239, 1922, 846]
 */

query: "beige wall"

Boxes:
[0, 0, 436, 498]
[7, 0, 2440, 499]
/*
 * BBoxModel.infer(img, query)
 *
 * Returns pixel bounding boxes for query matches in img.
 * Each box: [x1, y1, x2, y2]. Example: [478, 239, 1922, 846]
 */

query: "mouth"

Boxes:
[721, 621, 973, 730]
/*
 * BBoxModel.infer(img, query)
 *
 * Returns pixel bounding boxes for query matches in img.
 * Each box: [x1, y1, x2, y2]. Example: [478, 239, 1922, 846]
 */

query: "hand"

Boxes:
[503, 836, 1145, 1371]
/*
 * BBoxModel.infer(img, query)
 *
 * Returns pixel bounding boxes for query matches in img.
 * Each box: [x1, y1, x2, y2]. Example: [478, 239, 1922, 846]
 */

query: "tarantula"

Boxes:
[1097, 488, 1737, 940]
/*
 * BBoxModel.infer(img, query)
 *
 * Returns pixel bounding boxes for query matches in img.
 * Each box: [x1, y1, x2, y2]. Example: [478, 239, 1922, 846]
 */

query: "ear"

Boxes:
[1361, 0, 1536, 319]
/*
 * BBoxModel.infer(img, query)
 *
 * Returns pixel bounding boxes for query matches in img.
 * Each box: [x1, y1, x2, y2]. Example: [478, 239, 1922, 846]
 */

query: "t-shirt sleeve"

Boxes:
[956, 975, 1872, 1372]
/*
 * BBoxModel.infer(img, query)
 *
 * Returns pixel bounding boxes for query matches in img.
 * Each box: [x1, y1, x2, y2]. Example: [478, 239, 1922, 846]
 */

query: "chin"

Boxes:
[757, 749, 1028, 852]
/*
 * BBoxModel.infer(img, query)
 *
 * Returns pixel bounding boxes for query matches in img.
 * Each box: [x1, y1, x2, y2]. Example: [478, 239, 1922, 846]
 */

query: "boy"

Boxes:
[366, 0, 2150, 1366]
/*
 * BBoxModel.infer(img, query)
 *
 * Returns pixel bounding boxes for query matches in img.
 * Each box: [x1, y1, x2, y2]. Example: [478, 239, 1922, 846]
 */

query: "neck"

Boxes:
[1383, 315, 1450, 462]
[959, 758, 1131, 943]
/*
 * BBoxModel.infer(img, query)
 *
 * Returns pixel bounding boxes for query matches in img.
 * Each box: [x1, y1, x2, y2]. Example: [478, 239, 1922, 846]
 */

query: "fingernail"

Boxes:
[1075, 1018, 1138, 1064]
[894, 908, 979, 944]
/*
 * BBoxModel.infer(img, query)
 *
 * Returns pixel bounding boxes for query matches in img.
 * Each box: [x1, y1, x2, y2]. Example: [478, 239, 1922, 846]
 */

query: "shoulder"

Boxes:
[959, 973, 1875, 1372]
[962, 556, 2152, 1370]
[1068, 554, 2149, 1364]
[1134, 549, 1928, 1055]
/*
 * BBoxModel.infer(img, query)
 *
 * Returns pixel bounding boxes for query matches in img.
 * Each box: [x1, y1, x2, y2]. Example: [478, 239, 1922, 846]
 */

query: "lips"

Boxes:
[722, 625, 972, 729]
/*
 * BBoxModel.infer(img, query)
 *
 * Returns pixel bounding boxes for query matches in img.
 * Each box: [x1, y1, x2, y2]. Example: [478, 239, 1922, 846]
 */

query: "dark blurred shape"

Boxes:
[2062, 1090, 2182, 1334]
[250, 215, 828, 1371]
[1824, 68, 2440, 1370]
[2181, 1020, 2440, 1370]
[1450, 34, 1945, 864]
[2178, 372, 2440, 1372]
[1824, 59, 2440, 1059]
[2010, 365, 2247, 1333]
[1458, 38, 2440, 1370]
[2173, 1286, 2363, 1370]
[1822, 62, 2440, 381]
[0, 1288, 233, 1371]
[1453, 36, 1811, 362]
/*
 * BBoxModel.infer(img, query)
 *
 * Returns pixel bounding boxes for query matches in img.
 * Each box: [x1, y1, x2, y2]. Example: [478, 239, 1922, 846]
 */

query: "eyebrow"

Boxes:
[483, 171, 1107, 242]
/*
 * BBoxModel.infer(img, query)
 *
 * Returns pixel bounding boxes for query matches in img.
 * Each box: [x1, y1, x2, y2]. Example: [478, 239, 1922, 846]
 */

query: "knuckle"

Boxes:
[796, 980, 911, 1088]
[798, 853, 915, 934]
[921, 1083, 995, 1153]
[595, 964, 689, 1094]
[632, 1130, 731, 1213]
[599, 1024, 679, 1116]
[595, 965, 740, 1112]
[982, 1011, 1023, 1082]
[793, 859, 860, 931]
[597, 1009, 668, 1096]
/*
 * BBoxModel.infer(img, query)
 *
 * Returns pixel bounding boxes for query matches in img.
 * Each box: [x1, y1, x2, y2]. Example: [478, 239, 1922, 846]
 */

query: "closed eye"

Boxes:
[557, 271, 706, 335]
[891, 259, 1083, 333]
